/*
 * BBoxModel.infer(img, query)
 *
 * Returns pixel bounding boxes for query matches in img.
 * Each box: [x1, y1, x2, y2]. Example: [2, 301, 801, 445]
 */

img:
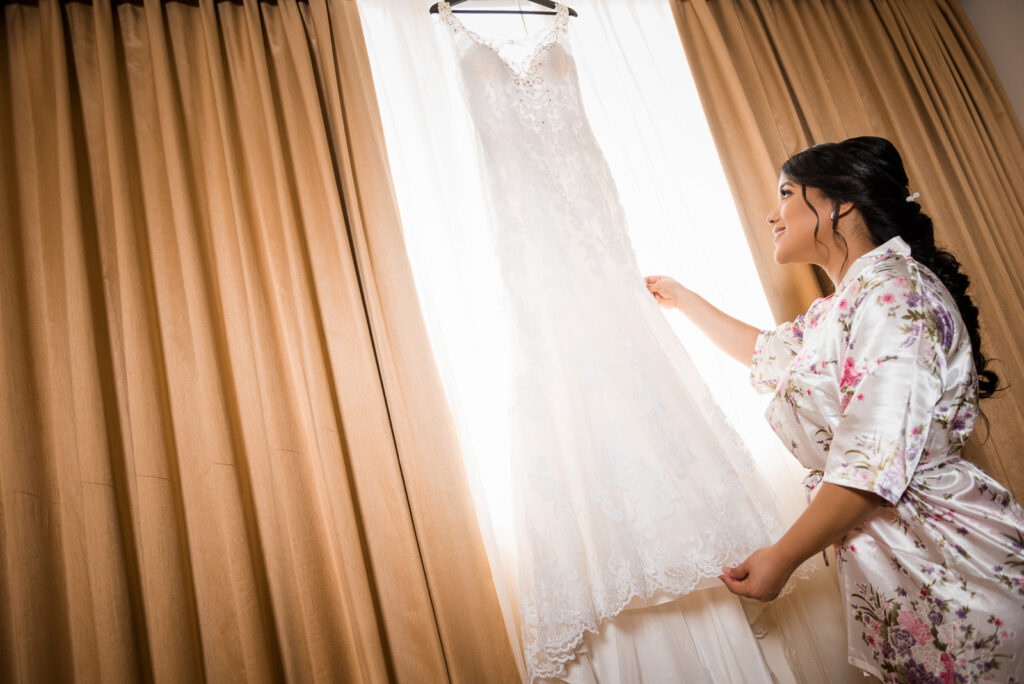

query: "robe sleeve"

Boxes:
[749, 310, 809, 394]
[820, 277, 948, 505]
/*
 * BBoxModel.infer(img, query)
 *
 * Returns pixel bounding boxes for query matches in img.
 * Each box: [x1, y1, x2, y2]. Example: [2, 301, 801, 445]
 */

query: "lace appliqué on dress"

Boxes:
[438, 0, 568, 91]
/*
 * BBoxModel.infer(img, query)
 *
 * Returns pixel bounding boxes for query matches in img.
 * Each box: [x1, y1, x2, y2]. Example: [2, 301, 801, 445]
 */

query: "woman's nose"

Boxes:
[765, 211, 778, 226]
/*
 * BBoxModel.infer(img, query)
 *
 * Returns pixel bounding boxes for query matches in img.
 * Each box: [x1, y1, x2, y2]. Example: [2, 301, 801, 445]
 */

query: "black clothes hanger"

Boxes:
[429, 1, 578, 17]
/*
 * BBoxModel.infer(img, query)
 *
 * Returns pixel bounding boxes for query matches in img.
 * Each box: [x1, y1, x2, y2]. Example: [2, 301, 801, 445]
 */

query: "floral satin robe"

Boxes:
[751, 236, 1024, 683]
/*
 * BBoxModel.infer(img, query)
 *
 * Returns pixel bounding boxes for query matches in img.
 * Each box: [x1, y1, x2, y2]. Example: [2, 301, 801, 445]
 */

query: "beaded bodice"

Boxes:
[437, 1, 634, 280]
[438, 1, 569, 91]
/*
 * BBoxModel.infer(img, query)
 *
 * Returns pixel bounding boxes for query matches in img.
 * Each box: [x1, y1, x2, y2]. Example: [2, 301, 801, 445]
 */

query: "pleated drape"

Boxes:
[0, 0, 517, 681]
[670, 0, 1024, 499]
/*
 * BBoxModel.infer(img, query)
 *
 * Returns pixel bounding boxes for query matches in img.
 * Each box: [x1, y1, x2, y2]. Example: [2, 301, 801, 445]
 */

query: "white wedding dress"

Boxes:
[436, 3, 799, 681]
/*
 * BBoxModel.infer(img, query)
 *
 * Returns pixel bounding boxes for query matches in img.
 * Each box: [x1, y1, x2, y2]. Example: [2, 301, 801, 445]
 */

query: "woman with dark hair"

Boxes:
[646, 136, 1024, 682]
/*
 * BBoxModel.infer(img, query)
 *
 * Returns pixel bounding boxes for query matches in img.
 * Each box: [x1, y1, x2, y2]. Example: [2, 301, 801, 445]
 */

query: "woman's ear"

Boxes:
[829, 201, 855, 223]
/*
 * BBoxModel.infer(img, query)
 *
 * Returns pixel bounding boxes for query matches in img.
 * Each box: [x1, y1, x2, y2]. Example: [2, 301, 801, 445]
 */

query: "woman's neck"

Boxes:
[822, 229, 878, 288]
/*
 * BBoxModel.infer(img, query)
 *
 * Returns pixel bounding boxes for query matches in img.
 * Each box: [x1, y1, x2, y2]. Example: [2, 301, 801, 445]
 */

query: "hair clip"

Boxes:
[905, 192, 921, 203]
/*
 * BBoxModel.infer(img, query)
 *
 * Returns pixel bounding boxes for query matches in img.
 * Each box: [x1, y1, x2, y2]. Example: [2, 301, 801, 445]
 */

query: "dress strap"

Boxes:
[437, 2, 569, 58]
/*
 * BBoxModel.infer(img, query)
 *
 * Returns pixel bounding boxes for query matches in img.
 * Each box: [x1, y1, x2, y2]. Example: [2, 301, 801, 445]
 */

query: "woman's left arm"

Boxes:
[719, 483, 883, 601]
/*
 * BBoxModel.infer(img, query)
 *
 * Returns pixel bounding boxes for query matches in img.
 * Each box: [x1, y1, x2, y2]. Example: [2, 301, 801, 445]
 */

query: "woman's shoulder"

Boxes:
[846, 252, 966, 355]
[852, 251, 953, 307]
[800, 292, 836, 330]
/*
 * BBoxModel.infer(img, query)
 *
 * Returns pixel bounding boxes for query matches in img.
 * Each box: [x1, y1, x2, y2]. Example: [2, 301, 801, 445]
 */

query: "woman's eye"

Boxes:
[780, 189, 791, 198]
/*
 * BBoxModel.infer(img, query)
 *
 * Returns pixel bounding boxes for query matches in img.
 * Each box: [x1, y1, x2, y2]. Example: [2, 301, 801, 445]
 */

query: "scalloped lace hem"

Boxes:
[524, 559, 817, 683]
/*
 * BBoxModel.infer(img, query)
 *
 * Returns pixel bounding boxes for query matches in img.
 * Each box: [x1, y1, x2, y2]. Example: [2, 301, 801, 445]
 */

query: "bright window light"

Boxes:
[358, 0, 810, 667]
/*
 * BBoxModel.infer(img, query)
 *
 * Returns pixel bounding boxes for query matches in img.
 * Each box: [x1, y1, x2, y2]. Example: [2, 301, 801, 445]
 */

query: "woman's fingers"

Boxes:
[719, 572, 769, 601]
[645, 277, 668, 294]
[718, 572, 751, 596]
[719, 557, 772, 599]
[721, 563, 748, 579]
[718, 549, 789, 602]
[644, 276, 681, 309]
[719, 562, 746, 593]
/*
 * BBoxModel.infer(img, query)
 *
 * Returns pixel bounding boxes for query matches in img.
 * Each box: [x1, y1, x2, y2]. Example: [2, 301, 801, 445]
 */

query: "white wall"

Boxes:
[959, 0, 1024, 129]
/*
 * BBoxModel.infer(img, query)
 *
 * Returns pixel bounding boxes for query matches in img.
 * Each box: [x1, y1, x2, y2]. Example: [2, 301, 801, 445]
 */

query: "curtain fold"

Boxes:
[670, 0, 1024, 498]
[306, 1, 519, 681]
[0, 0, 516, 681]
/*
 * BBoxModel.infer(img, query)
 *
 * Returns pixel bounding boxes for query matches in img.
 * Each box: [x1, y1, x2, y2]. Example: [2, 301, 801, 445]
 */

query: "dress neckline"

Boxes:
[437, 1, 569, 81]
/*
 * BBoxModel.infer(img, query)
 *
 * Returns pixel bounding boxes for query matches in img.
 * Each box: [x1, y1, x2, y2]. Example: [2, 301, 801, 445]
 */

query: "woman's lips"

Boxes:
[773, 227, 787, 241]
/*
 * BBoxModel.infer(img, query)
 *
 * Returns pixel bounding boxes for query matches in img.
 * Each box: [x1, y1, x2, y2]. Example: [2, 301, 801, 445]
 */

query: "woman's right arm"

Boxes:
[645, 276, 760, 366]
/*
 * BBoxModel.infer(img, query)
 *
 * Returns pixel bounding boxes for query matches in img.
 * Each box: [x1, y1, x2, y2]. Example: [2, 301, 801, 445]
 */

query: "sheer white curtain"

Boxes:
[357, 2, 856, 681]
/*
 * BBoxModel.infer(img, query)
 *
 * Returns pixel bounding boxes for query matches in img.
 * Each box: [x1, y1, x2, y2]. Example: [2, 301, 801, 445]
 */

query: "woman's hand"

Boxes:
[718, 545, 795, 602]
[644, 275, 689, 309]
[642, 279, 761, 365]
[719, 484, 883, 602]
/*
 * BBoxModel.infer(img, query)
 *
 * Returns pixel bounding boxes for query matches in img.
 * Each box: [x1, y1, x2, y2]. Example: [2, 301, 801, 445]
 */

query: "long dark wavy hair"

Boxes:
[780, 135, 1000, 400]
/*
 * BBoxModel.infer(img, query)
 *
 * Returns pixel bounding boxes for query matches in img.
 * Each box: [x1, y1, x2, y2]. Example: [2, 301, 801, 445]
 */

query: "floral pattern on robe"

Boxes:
[751, 236, 1024, 683]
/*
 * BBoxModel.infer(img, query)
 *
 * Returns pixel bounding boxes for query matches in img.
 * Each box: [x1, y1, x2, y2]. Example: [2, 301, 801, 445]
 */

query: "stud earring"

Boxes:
[830, 210, 838, 221]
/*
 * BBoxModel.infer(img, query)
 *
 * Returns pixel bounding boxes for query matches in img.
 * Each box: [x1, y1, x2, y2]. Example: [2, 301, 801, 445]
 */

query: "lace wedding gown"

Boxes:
[436, 3, 795, 681]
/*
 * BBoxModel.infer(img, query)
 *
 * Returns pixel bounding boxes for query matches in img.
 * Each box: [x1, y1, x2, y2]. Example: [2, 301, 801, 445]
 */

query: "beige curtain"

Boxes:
[670, 0, 1024, 499]
[0, 0, 517, 681]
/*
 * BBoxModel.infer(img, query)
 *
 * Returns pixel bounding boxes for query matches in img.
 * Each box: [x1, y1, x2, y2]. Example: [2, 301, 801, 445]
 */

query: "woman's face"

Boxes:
[765, 175, 833, 265]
